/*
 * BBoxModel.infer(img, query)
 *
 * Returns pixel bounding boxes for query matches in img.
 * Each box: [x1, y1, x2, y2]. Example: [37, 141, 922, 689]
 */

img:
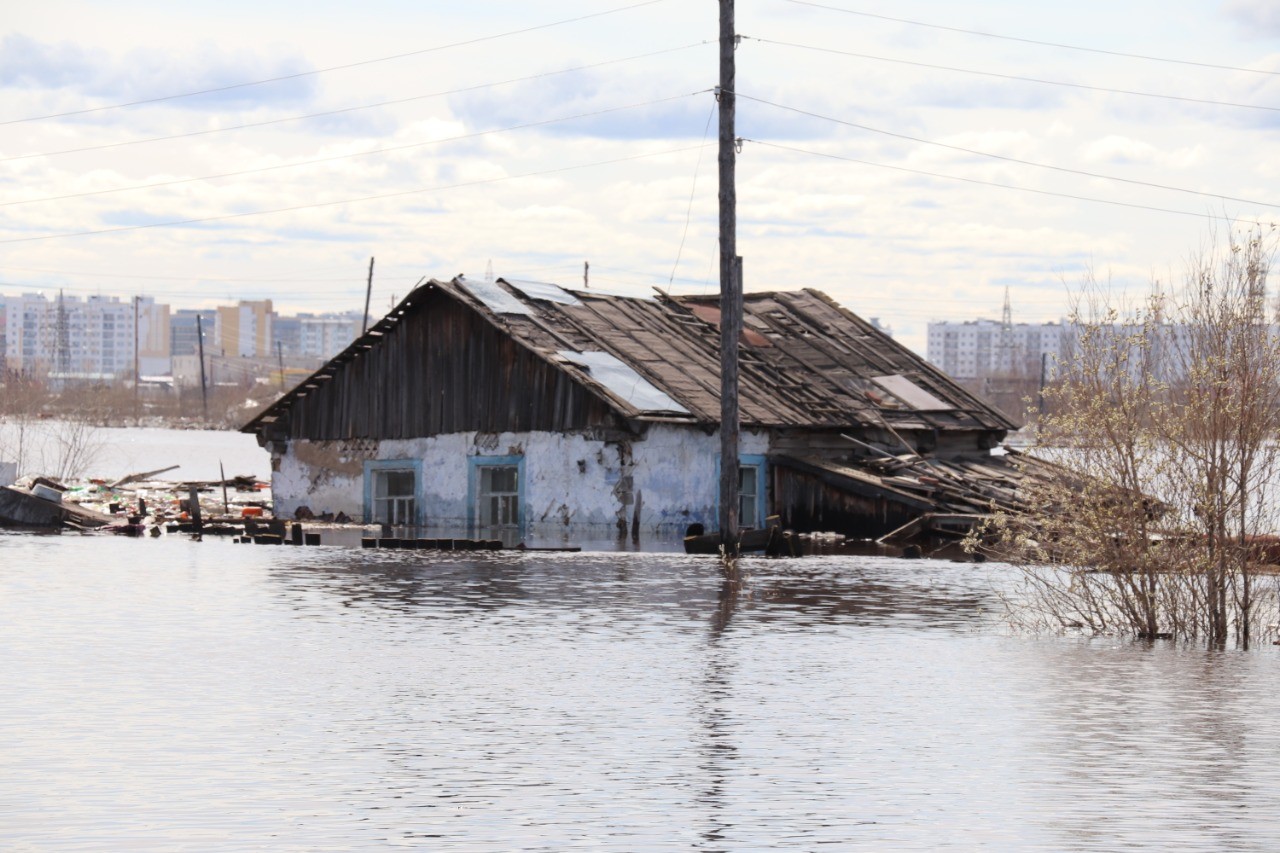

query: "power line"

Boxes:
[743, 138, 1269, 224]
[2, 90, 709, 205]
[745, 37, 1280, 115]
[669, 101, 718, 284]
[1, 42, 709, 166]
[4, 0, 673, 125]
[783, 0, 1280, 77]
[733, 91, 1280, 210]
[0, 141, 715, 245]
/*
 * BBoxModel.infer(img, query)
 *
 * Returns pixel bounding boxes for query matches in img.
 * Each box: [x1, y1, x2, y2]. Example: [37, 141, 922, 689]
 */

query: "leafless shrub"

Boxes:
[975, 226, 1280, 647]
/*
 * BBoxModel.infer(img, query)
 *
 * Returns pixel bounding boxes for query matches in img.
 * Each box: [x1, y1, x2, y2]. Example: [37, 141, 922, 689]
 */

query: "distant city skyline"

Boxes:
[3, 1, 1279, 354]
[1, 288, 365, 383]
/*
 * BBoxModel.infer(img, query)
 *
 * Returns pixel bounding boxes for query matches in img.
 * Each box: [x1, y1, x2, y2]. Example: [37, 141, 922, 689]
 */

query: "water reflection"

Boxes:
[1026, 642, 1280, 851]
[696, 576, 742, 850]
[4, 537, 1279, 851]
[266, 551, 993, 635]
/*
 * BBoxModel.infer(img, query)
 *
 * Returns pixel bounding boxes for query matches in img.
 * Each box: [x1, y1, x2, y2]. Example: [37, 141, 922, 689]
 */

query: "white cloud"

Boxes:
[1078, 136, 1204, 169]
[0, 2, 1274, 356]
[1223, 0, 1280, 36]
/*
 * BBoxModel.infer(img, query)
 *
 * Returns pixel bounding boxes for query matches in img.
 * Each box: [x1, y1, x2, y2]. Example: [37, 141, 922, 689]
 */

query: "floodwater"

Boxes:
[0, 420, 269, 482]
[3, 535, 1279, 850]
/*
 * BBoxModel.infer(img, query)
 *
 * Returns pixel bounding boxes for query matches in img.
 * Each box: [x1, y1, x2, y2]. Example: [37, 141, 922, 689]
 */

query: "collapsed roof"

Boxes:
[244, 276, 1013, 437]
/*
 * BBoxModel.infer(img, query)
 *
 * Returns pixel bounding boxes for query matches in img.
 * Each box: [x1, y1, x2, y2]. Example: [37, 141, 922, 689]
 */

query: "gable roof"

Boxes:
[243, 276, 1013, 437]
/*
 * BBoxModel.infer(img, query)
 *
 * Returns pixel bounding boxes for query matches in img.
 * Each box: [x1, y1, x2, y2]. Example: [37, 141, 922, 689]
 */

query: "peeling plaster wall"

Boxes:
[270, 425, 768, 545]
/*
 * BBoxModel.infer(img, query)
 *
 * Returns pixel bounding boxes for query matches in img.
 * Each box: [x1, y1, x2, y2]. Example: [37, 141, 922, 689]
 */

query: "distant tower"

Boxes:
[55, 289, 71, 375]
[998, 287, 1014, 373]
[484, 259, 494, 283]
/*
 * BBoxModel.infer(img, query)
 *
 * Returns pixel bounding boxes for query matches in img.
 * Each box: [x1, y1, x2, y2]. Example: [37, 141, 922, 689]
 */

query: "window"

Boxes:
[469, 455, 525, 538]
[719, 454, 767, 529]
[478, 465, 520, 528]
[739, 464, 759, 528]
[373, 469, 416, 526]
[363, 459, 422, 527]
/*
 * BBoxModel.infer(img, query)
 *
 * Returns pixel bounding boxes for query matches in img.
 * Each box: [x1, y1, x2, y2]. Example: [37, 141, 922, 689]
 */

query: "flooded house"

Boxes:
[242, 275, 1035, 548]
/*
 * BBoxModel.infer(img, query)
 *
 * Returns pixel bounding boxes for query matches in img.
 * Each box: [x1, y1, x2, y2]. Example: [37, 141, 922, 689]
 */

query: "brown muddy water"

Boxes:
[3, 534, 1279, 851]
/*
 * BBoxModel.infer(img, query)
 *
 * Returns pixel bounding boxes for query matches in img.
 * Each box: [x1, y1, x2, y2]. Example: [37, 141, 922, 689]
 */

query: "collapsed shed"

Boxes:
[242, 275, 1037, 547]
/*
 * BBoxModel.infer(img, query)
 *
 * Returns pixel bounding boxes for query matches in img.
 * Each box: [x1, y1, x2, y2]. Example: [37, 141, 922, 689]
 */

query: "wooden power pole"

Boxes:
[362, 256, 375, 335]
[196, 313, 209, 421]
[133, 295, 141, 424]
[276, 340, 286, 392]
[717, 0, 742, 554]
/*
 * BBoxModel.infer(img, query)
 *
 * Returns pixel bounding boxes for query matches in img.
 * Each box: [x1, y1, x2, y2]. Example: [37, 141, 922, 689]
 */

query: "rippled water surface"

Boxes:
[3, 535, 1279, 850]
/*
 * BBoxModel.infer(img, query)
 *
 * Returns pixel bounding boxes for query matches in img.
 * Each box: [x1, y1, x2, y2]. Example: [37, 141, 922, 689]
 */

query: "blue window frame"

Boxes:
[468, 455, 526, 536]
[715, 454, 768, 528]
[363, 458, 424, 527]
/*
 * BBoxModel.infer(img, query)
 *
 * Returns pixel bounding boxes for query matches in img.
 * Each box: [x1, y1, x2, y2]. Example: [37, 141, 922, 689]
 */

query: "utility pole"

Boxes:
[276, 340, 285, 392]
[362, 256, 375, 335]
[133, 295, 141, 424]
[717, 0, 742, 555]
[196, 314, 209, 422]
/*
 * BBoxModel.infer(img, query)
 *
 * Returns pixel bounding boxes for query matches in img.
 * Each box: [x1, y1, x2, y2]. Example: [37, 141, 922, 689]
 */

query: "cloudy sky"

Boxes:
[3, 0, 1279, 353]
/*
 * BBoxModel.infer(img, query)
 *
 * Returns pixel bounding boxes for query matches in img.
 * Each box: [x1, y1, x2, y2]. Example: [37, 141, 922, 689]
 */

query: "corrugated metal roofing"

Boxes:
[457, 276, 532, 315]
[507, 280, 582, 306]
[556, 350, 690, 414]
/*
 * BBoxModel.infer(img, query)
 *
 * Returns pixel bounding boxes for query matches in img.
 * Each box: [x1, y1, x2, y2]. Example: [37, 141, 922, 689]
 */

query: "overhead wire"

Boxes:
[1, 89, 711, 206]
[9, 4, 1261, 315]
[669, 101, 718, 284]
[742, 138, 1270, 224]
[744, 36, 1280, 115]
[3, 0, 673, 125]
[782, 0, 1280, 77]
[732, 91, 1280, 210]
[0, 139, 716, 244]
[1, 42, 710, 166]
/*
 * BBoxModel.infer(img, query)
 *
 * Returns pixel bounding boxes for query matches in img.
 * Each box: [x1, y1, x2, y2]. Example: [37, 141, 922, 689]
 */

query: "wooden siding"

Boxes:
[773, 464, 925, 539]
[264, 286, 616, 442]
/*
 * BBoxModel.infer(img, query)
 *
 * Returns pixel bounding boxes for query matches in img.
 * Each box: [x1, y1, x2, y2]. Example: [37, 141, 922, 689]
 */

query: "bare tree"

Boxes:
[976, 227, 1280, 647]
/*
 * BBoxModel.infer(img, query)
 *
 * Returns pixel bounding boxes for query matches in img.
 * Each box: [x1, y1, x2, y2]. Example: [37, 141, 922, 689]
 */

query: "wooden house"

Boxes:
[243, 275, 1034, 548]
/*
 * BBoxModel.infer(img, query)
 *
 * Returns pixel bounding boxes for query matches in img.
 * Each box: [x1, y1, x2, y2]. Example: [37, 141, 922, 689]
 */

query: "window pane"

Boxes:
[375, 469, 413, 498]
[491, 467, 515, 493]
[477, 464, 520, 529]
[385, 471, 414, 497]
[739, 465, 759, 528]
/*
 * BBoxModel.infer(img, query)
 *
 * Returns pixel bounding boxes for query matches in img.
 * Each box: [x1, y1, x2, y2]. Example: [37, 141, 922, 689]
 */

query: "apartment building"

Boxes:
[926, 318, 1066, 380]
[216, 299, 274, 358]
[1, 292, 170, 379]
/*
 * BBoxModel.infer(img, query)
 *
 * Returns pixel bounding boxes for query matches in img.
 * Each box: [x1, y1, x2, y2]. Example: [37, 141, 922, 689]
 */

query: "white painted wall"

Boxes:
[270, 425, 769, 546]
